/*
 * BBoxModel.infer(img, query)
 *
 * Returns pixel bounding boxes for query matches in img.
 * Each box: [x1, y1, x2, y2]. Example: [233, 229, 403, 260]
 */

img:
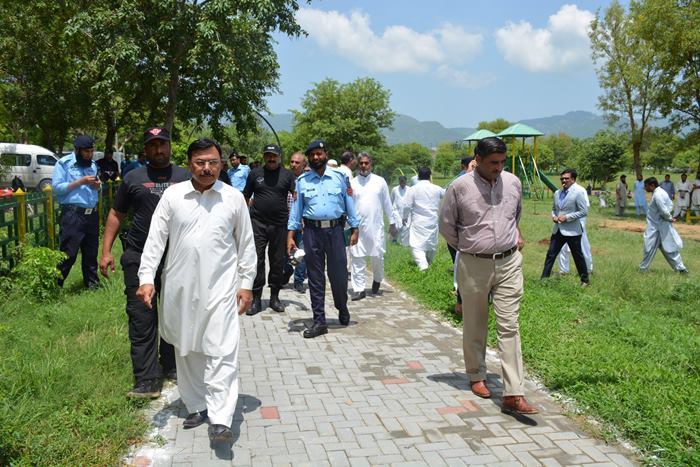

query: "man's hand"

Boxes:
[287, 237, 297, 256]
[99, 252, 115, 278]
[136, 284, 155, 310]
[237, 289, 253, 315]
[389, 224, 397, 237]
[517, 235, 525, 251]
[552, 215, 559, 223]
[83, 175, 101, 189]
[557, 214, 567, 223]
[349, 228, 359, 246]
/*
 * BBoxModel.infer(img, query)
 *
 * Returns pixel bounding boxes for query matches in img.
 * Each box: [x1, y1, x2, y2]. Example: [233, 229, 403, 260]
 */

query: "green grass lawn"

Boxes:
[0, 242, 151, 465]
[384, 199, 700, 465]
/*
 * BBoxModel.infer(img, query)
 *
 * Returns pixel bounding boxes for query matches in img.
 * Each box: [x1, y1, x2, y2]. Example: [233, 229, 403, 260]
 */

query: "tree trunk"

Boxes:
[104, 110, 116, 152]
[632, 140, 642, 178]
[164, 39, 185, 133]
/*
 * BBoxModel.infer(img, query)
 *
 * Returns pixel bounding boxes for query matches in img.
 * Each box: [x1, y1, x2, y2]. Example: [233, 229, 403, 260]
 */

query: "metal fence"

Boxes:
[0, 181, 120, 272]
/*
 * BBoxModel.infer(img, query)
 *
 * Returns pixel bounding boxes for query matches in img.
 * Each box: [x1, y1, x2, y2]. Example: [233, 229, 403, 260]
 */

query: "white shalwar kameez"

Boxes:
[674, 180, 691, 217]
[139, 180, 256, 426]
[391, 184, 411, 246]
[558, 185, 593, 274]
[639, 187, 687, 272]
[692, 177, 700, 215]
[405, 180, 445, 271]
[349, 173, 399, 293]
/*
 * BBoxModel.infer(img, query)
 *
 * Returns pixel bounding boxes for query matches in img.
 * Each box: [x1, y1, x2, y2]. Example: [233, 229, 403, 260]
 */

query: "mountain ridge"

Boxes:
[264, 110, 612, 148]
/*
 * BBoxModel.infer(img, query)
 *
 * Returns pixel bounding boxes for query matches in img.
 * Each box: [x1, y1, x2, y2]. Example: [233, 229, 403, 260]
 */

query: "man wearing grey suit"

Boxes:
[541, 169, 590, 286]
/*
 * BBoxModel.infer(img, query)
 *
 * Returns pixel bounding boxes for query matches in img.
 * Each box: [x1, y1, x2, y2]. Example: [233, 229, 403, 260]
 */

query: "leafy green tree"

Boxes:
[589, 0, 663, 178]
[477, 118, 511, 134]
[633, 0, 700, 171]
[434, 142, 462, 177]
[0, 1, 90, 151]
[391, 143, 432, 171]
[372, 145, 412, 181]
[576, 130, 627, 187]
[540, 133, 576, 172]
[291, 78, 395, 155]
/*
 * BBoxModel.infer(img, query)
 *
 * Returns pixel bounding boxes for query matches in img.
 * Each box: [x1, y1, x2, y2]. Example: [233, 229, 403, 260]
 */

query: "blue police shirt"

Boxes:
[228, 164, 250, 192]
[51, 153, 99, 208]
[288, 168, 359, 230]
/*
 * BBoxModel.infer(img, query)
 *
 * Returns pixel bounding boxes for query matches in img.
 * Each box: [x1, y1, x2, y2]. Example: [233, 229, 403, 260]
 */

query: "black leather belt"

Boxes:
[61, 204, 96, 215]
[303, 217, 344, 228]
[471, 246, 518, 260]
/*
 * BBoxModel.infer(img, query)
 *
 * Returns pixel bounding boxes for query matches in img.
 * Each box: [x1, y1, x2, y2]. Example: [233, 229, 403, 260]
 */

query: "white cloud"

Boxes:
[296, 8, 485, 87]
[495, 4, 594, 72]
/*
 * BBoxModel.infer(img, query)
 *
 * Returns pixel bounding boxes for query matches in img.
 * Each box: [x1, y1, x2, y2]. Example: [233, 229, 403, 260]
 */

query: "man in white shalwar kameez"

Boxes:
[639, 177, 688, 273]
[691, 171, 700, 216]
[405, 167, 445, 271]
[391, 176, 411, 246]
[137, 138, 256, 443]
[674, 173, 691, 218]
[558, 182, 593, 274]
[349, 153, 399, 300]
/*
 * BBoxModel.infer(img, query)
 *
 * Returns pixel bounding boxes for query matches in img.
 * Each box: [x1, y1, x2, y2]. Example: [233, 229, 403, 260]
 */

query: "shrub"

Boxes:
[11, 246, 66, 301]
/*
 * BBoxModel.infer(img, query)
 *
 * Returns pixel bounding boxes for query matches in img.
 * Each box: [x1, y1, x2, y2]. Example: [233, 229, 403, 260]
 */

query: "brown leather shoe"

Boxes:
[454, 302, 462, 316]
[470, 380, 491, 398]
[502, 395, 539, 414]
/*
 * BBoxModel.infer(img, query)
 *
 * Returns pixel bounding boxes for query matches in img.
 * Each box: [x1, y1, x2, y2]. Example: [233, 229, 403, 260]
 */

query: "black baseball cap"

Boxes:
[305, 140, 326, 156]
[143, 127, 171, 144]
[73, 135, 95, 149]
[262, 144, 282, 156]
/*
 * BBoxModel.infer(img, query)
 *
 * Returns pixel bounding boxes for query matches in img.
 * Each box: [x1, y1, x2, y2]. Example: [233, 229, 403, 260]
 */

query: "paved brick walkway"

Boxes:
[125, 280, 636, 466]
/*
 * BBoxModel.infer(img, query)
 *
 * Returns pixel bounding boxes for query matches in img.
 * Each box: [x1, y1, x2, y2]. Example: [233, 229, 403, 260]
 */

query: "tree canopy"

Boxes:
[291, 78, 395, 156]
[0, 0, 305, 152]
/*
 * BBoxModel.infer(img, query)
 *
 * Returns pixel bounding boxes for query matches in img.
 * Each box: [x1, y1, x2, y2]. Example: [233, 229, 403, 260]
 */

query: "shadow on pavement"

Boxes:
[212, 394, 262, 460]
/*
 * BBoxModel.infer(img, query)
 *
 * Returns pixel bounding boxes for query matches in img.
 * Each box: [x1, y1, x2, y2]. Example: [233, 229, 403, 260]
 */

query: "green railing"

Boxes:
[0, 181, 120, 272]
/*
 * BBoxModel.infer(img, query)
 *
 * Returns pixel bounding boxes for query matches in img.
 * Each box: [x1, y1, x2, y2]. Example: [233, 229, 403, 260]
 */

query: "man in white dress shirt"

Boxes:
[405, 167, 445, 271]
[349, 153, 398, 300]
[137, 138, 257, 443]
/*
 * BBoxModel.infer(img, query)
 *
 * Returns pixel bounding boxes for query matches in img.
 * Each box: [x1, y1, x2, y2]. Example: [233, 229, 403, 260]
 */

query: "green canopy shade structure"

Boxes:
[497, 123, 544, 173]
[463, 129, 496, 142]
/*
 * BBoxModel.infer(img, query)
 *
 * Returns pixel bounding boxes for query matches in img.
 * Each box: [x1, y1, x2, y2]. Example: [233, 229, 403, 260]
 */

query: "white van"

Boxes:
[0, 143, 59, 190]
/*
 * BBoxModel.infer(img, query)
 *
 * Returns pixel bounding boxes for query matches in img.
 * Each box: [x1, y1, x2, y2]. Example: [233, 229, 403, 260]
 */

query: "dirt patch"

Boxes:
[600, 219, 700, 241]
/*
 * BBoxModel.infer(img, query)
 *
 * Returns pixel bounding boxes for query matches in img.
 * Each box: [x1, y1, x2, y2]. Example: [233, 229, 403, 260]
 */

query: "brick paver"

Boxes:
[124, 279, 637, 466]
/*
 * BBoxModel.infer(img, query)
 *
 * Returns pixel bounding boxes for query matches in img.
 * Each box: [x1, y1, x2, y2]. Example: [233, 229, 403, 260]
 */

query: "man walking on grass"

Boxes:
[639, 177, 688, 273]
[541, 169, 590, 286]
[100, 127, 190, 399]
[405, 167, 445, 271]
[439, 136, 538, 415]
[137, 138, 256, 442]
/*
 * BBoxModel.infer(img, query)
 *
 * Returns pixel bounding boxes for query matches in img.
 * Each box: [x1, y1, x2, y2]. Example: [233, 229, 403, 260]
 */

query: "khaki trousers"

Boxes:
[457, 251, 525, 396]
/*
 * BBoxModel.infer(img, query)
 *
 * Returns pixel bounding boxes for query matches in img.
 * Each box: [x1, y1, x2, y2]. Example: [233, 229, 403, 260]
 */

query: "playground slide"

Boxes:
[538, 171, 559, 192]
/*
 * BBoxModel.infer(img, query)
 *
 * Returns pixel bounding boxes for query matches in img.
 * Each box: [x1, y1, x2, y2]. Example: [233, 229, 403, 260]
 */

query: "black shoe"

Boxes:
[208, 424, 234, 442]
[183, 410, 208, 429]
[294, 282, 305, 293]
[127, 379, 161, 399]
[339, 309, 350, 326]
[246, 296, 262, 316]
[303, 323, 328, 338]
[269, 291, 285, 313]
[350, 290, 366, 301]
[371, 281, 381, 294]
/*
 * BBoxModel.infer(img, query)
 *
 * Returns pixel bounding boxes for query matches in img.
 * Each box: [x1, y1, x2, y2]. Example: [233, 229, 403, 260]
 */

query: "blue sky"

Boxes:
[266, 1, 619, 128]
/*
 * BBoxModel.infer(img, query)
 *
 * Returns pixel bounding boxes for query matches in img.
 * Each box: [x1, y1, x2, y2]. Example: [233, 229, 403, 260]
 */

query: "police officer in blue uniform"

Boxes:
[287, 140, 359, 338]
[52, 135, 101, 288]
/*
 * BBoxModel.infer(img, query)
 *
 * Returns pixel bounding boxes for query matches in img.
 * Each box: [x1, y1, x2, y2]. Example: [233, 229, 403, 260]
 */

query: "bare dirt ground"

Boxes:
[600, 218, 700, 241]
